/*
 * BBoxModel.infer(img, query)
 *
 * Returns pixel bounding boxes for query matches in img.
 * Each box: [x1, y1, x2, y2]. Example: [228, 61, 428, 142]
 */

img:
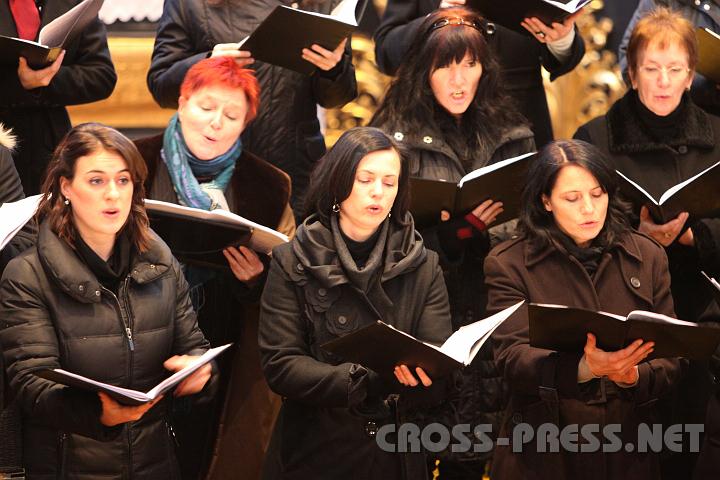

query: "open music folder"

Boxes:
[321, 301, 524, 379]
[410, 151, 535, 228]
[529, 303, 720, 361]
[0, 0, 103, 68]
[238, 0, 366, 74]
[144, 199, 289, 269]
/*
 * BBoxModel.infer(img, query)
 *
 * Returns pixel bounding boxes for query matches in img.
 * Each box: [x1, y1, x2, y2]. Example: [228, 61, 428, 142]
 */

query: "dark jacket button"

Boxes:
[678, 145, 688, 154]
[512, 413, 522, 425]
[365, 421, 378, 437]
[337, 315, 347, 325]
[318, 288, 327, 297]
[630, 277, 641, 288]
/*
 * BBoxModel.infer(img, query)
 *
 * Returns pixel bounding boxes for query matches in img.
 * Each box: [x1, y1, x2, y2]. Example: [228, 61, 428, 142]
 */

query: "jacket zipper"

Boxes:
[57, 432, 67, 479]
[101, 278, 134, 352]
[101, 277, 135, 478]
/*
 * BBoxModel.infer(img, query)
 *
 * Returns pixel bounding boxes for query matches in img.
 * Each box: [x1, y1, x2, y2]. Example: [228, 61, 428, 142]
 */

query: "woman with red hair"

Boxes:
[134, 56, 295, 480]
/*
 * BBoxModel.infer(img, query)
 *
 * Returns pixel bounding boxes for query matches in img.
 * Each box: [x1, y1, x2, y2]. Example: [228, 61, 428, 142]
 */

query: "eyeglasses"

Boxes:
[429, 16, 483, 34]
[637, 64, 691, 80]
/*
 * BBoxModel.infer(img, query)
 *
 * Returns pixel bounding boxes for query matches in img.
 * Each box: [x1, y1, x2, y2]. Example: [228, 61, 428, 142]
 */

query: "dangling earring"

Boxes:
[332, 199, 340, 213]
[64, 197, 70, 206]
[388, 210, 392, 218]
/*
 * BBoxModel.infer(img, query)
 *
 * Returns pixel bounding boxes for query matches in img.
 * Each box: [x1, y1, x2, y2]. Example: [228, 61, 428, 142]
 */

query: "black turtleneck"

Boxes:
[631, 89, 687, 143]
[339, 227, 382, 270]
[74, 233, 132, 293]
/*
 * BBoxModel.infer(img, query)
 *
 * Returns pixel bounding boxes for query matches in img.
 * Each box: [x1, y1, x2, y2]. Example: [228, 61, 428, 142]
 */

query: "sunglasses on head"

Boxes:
[428, 16, 494, 35]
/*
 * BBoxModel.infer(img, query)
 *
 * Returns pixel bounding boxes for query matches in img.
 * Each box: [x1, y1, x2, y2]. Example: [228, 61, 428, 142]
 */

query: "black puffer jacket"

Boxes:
[147, 0, 358, 212]
[0, 222, 210, 479]
[259, 213, 452, 479]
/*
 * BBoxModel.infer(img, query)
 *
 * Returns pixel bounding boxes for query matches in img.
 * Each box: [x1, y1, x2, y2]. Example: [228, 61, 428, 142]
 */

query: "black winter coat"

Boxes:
[0, 223, 210, 479]
[373, 0, 585, 147]
[373, 119, 535, 462]
[0, 0, 116, 195]
[147, 0, 358, 212]
[486, 231, 685, 480]
[259, 213, 452, 479]
[574, 91, 720, 324]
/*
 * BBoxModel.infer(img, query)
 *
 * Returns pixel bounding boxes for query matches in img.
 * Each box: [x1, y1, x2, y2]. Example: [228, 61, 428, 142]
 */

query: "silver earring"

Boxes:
[332, 200, 340, 213]
[64, 198, 70, 206]
[388, 210, 392, 218]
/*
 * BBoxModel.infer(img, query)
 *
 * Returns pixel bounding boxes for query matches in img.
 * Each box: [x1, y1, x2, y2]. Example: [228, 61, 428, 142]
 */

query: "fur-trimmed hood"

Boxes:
[0, 124, 15, 150]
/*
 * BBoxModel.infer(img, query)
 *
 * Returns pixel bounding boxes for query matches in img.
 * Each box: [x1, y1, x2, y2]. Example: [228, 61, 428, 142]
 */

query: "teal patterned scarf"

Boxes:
[161, 113, 242, 210]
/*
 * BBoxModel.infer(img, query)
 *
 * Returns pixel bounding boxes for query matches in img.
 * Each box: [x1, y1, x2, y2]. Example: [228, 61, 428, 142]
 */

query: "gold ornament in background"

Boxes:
[324, 34, 391, 146]
[543, 1, 627, 139]
[68, 37, 173, 128]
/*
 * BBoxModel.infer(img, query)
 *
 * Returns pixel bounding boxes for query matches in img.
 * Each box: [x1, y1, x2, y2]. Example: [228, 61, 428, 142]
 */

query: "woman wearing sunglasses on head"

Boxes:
[371, 7, 535, 477]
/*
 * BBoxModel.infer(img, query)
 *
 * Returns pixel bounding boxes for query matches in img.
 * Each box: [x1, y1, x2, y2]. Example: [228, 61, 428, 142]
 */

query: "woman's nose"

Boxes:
[371, 180, 383, 196]
[581, 197, 594, 214]
[449, 67, 464, 87]
[106, 182, 120, 199]
[210, 111, 223, 129]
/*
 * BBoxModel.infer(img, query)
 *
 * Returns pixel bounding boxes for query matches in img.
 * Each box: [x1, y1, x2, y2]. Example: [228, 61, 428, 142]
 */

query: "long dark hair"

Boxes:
[371, 7, 527, 156]
[38, 123, 151, 253]
[518, 140, 631, 248]
[302, 127, 410, 227]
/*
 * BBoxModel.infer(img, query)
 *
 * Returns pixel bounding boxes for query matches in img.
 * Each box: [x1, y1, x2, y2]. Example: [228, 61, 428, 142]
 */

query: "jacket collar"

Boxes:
[37, 222, 172, 303]
[523, 231, 643, 268]
[606, 91, 715, 154]
[291, 212, 426, 291]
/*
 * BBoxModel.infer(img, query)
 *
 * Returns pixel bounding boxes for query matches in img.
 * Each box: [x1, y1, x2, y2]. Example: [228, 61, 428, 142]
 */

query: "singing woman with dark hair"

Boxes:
[371, 7, 535, 476]
[259, 126, 452, 479]
[0, 123, 213, 478]
[486, 139, 685, 479]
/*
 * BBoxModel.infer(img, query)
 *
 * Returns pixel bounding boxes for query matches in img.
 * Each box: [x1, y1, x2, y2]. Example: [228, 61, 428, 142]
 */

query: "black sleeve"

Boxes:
[310, 37, 358, 108]
[373, 0, 430, 75]
[572, 124, 593, 143]
[692, 219, 720, 278]
[0, 17, 116, 108]
[539, 26, 585, 81]
[0, 147, 36, 275]
[147, 0, 208, 109]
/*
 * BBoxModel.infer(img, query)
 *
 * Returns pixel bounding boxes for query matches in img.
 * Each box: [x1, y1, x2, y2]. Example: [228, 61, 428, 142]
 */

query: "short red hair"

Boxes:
[180, 57, 261, 124]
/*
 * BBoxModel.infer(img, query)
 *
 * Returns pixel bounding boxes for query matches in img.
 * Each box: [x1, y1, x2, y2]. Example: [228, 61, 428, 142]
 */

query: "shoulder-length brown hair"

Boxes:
[38, 123, 152, 252]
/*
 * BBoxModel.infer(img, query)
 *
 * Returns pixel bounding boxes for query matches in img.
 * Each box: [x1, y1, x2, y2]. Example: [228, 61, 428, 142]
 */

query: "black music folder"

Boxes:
[468, 0, 590, 34]
[0, 0, 103, 68]
[410, 151, 535, 228]
[528, 303, 720, 361]
[238, 0, 366, 75]
[321, 301, 523, 379]
[36, 344, 231, 406]
[144, 199, 288, 269]
[615, 160, 720, 224]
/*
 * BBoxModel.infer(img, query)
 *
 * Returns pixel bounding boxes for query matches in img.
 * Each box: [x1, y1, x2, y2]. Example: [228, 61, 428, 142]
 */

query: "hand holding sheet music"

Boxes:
[528, 303, 720, 361]
[321, 301, 524, 379]
[236, 0, 366, 74]
[0, 0, 104, 68]
[36, 344, 232, 406]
